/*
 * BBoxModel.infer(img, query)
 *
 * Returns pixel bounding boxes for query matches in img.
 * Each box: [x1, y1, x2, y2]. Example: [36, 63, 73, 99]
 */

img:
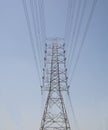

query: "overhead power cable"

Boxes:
[67, 0, 82, 66]
[22, 0, 41, 83]
[65, 0, 77, 49]
[30, 0, 43, 70]
[67, 93, 80, 130]
[33, 0, 44, 61]
[69, 0, 98, 85]
[68, 0, 87, 75]
[38, 0, 46, 41]
[34, 0, 46, 62]
[64, 0, 72, 44]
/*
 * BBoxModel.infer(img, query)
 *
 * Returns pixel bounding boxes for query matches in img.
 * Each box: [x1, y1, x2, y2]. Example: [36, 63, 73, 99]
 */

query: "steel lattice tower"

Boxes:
[40, 38, 71, 130]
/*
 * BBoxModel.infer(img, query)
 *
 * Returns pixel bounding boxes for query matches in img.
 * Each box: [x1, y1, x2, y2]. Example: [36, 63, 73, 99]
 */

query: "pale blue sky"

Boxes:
[0, 0, 108, 130]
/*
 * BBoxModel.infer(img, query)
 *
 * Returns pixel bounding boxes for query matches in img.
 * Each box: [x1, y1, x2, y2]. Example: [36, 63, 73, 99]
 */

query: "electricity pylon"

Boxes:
[40, 38, 71, 130]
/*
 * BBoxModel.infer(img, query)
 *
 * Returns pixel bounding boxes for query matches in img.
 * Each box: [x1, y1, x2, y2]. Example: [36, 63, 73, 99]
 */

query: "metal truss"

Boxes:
[40, 38, 71, 130]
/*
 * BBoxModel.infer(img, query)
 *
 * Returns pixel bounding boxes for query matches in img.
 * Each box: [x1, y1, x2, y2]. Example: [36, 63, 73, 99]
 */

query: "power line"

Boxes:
[22, 0, 41, 83]
[67, 0, 82, 68]
[68, 0, 87, 77]
[67, 93, 80, 130]
[64, 0, 72, 44]
[38, 0, 46, 60]
[34, 0, 46, 62]
[30, 0, 43, 71]
[38, 0, 46, 41]
[65, 0, 76, 49]
[69, 0, 98, 85]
